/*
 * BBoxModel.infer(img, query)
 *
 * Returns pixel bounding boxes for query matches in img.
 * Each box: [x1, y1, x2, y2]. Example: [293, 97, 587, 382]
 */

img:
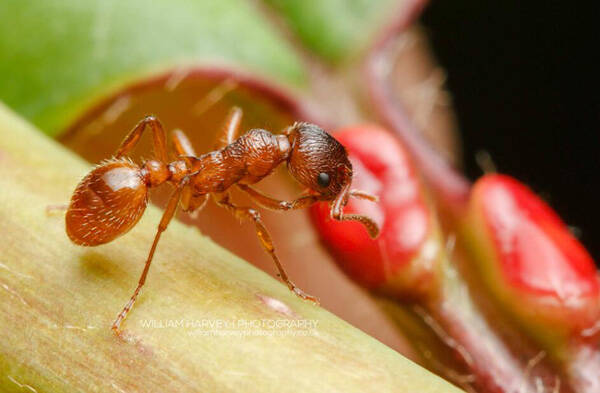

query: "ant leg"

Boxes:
[170, 129, 206, 217]
[115, 116, 168, 162]
[181, 187, 208, 219]
[214, 106, 243, 148]
[112, 179, 187, 335]
[213, 192, 319, 304]
[171, 128, 197, 156]
[331, 183, 380, 239]
[237, 184, 322, 211]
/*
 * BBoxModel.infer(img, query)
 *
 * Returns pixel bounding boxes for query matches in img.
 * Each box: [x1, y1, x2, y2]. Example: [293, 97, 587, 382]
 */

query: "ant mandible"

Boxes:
[65, 107, 380, 334]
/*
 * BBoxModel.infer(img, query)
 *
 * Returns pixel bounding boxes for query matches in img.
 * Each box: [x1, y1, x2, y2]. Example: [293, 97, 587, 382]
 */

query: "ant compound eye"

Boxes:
[317, 172, 331, 188]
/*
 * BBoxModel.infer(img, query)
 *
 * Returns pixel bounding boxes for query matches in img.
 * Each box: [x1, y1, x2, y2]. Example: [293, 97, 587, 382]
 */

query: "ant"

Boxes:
[65, 107, 380, 334]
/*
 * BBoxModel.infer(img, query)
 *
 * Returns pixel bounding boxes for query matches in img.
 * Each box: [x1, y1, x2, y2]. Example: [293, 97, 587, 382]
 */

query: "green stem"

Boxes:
[0, 103, 461, 392]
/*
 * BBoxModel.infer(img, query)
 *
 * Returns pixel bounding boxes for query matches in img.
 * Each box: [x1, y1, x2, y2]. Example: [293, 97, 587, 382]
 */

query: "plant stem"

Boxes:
[0, 103, 462, 392]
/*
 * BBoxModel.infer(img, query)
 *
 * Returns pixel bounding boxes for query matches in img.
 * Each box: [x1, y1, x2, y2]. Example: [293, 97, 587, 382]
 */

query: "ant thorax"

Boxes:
[189, 128, 290, 194]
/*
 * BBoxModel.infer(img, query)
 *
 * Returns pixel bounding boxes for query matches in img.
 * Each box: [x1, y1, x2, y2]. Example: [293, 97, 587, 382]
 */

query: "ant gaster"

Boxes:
[65, 107, 380, 334]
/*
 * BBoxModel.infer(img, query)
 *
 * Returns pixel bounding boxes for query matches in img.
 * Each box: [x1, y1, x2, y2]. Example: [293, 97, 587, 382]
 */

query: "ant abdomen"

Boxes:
[66, 159, 148, 246]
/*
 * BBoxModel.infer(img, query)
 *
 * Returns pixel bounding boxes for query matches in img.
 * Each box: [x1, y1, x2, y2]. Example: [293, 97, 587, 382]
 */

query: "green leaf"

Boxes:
[262, 0, 400, 63]
[0, 0, 306, 135]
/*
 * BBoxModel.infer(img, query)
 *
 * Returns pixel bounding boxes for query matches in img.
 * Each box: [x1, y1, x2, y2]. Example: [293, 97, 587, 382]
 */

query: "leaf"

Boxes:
[262, 0, 403, 63]
[0, 0, 306, 135]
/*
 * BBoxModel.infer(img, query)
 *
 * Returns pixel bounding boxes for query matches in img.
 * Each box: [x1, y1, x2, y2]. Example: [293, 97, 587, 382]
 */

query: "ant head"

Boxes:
[66, 159, 149, 246]
[285, 122, 352, 199]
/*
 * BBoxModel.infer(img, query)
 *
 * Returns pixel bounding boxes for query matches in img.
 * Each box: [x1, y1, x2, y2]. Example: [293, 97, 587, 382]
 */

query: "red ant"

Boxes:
[65, 107, 380, 334]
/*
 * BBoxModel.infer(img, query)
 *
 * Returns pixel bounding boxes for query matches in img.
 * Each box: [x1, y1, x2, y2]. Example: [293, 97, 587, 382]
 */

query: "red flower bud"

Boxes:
[310, 125, 443, 299]
[465, 174, 600, 339]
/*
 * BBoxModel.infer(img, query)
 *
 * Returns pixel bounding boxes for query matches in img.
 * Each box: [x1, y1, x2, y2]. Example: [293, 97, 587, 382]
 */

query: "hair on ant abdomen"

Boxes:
[65, 107, 380, 335]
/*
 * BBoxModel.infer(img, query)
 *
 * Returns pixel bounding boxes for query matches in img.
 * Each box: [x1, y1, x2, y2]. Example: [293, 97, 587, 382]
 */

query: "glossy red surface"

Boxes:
[66, 160, 148, 246]
[310, 125, 431, 288]
[476, 174, 600, 299]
